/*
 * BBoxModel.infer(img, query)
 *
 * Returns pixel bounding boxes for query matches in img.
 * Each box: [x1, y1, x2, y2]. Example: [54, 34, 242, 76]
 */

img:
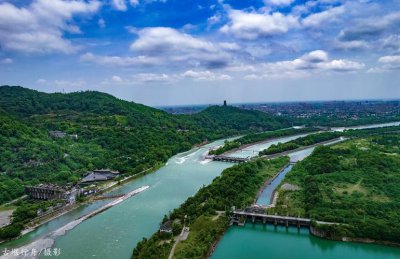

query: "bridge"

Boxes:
[213, 155, 250, 163]
[230, 209, 335, 228]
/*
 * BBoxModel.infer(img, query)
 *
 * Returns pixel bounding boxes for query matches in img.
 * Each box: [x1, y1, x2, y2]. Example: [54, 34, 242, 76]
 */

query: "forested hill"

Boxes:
[0, 85, 289, 204]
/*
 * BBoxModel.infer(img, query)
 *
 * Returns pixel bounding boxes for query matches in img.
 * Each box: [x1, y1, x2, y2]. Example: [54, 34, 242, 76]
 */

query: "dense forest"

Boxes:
[0, 86, 291, 205]
[259, 126, 400, 156]
[132, 157, 288, 259]
[259, 131, 341, 155]
[209, 127, 317, 155]
[274, 135, 400, 243]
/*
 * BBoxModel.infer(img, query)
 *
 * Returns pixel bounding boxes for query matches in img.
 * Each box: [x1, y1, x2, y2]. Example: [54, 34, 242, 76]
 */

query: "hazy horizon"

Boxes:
[1, 0, 400, 106]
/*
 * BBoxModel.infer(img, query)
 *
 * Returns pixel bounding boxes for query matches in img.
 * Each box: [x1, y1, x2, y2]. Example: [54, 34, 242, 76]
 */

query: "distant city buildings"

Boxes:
[161, 100, 400, 120]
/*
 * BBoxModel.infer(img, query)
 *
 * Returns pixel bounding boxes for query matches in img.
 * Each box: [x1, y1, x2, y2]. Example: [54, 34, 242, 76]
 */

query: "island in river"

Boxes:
[132, 124, 400, 259]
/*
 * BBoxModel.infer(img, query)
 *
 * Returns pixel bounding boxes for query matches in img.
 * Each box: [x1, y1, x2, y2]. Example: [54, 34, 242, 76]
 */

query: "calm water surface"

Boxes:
[2, 122, 400, 258]
[212, 224, 400, 259]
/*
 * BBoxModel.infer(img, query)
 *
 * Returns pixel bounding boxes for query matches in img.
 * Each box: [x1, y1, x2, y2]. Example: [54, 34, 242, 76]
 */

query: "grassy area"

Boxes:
[173, 215, 228, 259]
[274, 135, 400, 243]
[0, 205, 17, 212]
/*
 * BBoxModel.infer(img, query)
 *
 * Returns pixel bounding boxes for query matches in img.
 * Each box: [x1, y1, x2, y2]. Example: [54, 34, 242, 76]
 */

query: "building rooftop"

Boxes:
[80, 169, 120, 183]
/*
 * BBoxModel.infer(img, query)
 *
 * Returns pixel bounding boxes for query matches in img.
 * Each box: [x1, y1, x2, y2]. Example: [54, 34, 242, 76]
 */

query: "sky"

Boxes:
[0, 0, 400, 106]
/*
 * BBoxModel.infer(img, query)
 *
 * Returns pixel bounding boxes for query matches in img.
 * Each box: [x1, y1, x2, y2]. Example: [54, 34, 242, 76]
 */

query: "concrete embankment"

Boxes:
[261, 137, 345, 160]
[1, 186, 149, 259]
[252, 163, 290, 205]
[309, 225, 400, 247]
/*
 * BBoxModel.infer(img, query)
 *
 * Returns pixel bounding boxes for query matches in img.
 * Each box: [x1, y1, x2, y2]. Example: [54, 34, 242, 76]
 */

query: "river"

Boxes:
[212, 122, 400, 259]
[212, 225, 400, 259]
[1, 122, 400, 258]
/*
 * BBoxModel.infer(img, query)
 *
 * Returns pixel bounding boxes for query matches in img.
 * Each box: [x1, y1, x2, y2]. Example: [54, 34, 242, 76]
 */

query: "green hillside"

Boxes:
[0, 86, 289, 204]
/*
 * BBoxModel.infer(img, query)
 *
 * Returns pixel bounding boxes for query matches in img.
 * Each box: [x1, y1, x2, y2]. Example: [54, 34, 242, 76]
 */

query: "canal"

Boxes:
[1, 122, 400, 258]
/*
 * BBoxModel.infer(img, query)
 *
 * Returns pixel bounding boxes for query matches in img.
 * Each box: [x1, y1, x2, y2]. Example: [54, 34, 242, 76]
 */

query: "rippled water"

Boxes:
[2, 122, 399, 258]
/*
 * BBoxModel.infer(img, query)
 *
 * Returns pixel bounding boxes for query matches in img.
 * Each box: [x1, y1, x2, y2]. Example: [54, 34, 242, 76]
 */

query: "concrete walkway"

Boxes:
[168, 227, 190, 259]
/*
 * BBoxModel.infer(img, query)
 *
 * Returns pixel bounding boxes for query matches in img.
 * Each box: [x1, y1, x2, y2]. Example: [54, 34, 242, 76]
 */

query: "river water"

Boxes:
[255, 164, 294, 206]
[1, 122, 400, 258]
[212, 225, 400, 259]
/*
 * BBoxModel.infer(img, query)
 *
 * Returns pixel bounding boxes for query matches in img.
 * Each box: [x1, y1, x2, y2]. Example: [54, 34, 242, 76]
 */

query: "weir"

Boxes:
[213, 155, 250, 163]
[230, 209, 335, 228]
[230, 210, 311, 228]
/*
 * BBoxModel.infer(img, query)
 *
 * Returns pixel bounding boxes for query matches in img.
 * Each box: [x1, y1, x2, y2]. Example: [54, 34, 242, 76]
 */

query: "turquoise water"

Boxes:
[255, 164, 293, 206]
[2, 122, 400, 258]
[212, 224, 400, 259]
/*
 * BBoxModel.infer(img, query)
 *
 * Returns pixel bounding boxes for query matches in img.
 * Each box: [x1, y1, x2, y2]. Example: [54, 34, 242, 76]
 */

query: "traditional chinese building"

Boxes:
[80, 169, 120, 184]
[159, 221, 173, 233]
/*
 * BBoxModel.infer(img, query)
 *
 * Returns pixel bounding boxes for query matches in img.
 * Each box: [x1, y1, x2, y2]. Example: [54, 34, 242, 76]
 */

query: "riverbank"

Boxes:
[132, 157, 289, 258]
[253, 163, 290, 205]
[224, 132, 317, 156]
[214, 128, 319, 156]
[272, 134, 400, 247]
[2, 163, 163, 245]
[212, 224, 400, 259]
[310, 225, 400, 248]
[1, 186, 149, 259]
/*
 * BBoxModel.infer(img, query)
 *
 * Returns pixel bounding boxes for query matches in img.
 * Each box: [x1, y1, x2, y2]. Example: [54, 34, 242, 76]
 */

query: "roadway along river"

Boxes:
[1, 121, 400, 258]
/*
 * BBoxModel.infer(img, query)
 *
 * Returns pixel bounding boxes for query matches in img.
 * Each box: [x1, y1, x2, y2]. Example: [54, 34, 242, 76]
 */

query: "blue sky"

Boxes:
[0, 0, 399, 106]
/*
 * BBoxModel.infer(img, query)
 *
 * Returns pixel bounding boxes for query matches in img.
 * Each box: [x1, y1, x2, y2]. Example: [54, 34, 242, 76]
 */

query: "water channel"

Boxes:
[1, 122, 400, 258]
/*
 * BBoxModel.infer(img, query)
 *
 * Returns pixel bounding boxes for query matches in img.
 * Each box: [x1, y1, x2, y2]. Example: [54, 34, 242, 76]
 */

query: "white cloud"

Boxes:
[264, 0, 295, 6]
[243, 50, 364, 79]
[207, 14, 222, 26]
[37, 78, 47, 84]
[368, 55, 400, 72]
[378, 55, 400, 64]
[303, 6, 345, 28]
[102, 71, 231, 85]
[220, 9, 299, 40]
[218, 42, 241, 51]
[302, 50, 329, 63]
[0, 0, 101, 54]
[334, 40, 370, 50]
[338, 11, 400, 42]
[111, 75, 123, 82]
[111, 0, 127, 11]
[131, 27, 215, 53]
[1, 58, 13, 64]
[82, 27, 232, 69]
[132, 73, 176, 83]
[378, 55, 400, 69]
[80, 52, 162, 66]
[129, 27, 231, 68]
[110, 0, 142, 11]
[182, 70, 232, 81]
[379, 35, 400, 51]
[319, 59, 364, 71]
